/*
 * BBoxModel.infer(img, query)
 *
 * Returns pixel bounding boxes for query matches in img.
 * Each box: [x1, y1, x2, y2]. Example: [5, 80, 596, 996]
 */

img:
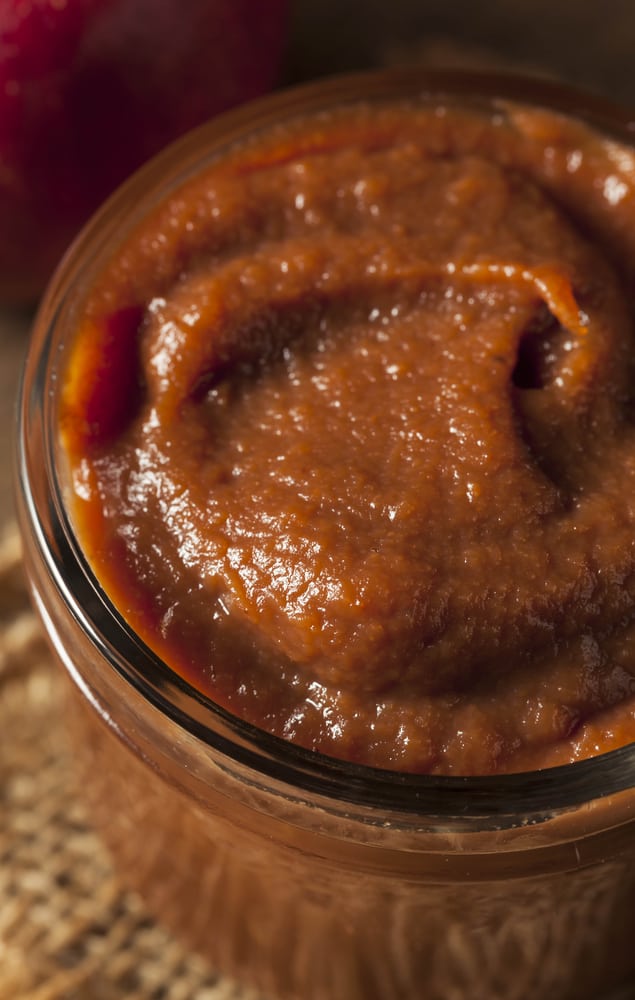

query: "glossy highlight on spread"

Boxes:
[60, 94, 635, 775]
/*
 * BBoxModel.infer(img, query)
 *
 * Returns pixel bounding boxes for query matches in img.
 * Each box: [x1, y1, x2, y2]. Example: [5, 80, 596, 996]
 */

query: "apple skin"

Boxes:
[0, 0, 289, 302]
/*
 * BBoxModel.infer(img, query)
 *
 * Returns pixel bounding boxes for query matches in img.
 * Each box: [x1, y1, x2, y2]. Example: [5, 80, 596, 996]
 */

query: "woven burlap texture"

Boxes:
[0, 523, 260, 1000]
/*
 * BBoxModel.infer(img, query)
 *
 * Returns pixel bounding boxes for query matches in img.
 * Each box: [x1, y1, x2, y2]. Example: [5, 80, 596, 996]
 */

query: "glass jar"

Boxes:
[16, 70, 635, 1000]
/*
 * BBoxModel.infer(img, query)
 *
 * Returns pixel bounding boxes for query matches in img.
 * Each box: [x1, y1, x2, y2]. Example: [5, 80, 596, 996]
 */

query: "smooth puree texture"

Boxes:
[61, 96, 635, 774]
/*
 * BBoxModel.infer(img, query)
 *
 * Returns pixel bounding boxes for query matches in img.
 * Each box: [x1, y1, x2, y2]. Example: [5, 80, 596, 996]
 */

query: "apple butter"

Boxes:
[60, 92, 635, 774]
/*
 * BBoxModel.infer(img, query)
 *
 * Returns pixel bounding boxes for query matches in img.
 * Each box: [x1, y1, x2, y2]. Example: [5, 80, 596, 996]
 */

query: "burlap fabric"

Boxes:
[0, 521, 261, 1000]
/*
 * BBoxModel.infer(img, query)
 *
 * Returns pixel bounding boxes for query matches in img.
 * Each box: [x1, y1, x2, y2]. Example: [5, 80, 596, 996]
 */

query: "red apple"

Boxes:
[0, 0, 289, 302]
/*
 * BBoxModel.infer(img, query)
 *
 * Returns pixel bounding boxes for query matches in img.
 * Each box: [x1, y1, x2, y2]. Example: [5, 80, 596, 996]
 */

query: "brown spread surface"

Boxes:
[61, 95, 635, 774]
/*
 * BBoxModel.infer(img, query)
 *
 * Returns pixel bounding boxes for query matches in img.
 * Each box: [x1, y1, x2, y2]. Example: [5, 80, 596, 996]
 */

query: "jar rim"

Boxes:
[17, 67, 635, 826]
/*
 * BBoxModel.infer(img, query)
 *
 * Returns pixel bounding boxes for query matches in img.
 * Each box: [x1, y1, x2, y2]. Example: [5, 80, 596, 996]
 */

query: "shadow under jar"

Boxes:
[16, 69, 635, 1000]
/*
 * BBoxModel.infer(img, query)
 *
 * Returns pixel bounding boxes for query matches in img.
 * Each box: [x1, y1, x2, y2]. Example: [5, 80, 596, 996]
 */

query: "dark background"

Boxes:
[287, 0, 635, 107]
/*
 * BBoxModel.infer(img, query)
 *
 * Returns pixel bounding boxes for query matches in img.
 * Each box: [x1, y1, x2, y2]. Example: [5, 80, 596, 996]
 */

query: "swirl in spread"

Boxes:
[61, 98, 635, 774]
